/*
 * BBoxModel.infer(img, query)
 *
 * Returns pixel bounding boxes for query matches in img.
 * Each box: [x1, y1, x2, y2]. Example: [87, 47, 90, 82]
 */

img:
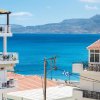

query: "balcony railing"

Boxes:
[0, 53, 18, 62]
[0, 25, 11, 33]
[0, 79, 15, 89]
[86, 64, 100, 72]
[83, 90, 100, 99]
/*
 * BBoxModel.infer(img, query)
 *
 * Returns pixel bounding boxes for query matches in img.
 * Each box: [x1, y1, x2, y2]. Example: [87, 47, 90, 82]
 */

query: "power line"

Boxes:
[56, 68, 100, 85]
[8, 57, 100, 93]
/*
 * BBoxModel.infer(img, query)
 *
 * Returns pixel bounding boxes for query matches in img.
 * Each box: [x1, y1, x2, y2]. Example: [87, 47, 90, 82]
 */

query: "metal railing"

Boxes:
[86, 64, 100, 72]
[79, 61, 100, 72]
[83, 90, 100, 99]
[0, 53, 18, 61]
[0, 25, 11, 33]
[0, 79, 15, 89]
[73, 61, 100, 72]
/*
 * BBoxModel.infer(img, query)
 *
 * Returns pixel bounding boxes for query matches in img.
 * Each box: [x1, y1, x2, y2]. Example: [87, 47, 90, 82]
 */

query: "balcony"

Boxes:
[0, 79, 15, 89]
[0, 52, 19, 64]
[83, 90, 100, 99]
[72, 62, 100, 73]
[86, 64, 100, 72]
[0, 25, 12, 36]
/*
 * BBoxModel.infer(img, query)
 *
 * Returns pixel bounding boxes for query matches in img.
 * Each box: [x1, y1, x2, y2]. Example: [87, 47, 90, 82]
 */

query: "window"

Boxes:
[90, 50, 94, 53]
[90, 54, 94, 62]
[90, 50, 100, 63]
[95, 50, 99, 53]
[83, 90, 100, 99]
[95, 54, 99, 62]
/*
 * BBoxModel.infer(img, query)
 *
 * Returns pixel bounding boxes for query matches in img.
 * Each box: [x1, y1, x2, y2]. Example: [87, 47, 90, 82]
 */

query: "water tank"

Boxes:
[72, 63, 83, 73]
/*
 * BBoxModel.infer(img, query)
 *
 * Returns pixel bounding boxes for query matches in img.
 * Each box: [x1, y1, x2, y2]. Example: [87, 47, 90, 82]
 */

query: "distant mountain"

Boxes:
[12, 15, 100, 34]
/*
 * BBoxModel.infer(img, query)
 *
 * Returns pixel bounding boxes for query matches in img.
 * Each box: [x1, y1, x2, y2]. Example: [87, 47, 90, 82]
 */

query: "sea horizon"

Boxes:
[13, 33, 100, 35]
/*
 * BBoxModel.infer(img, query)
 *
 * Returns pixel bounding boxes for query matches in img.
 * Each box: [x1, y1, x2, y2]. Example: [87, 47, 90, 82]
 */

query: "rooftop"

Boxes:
[87, 39, 100, 50]
[7, 72, 58, 91]
[7, 86, 73, 100]
[0, 9, 11, 14]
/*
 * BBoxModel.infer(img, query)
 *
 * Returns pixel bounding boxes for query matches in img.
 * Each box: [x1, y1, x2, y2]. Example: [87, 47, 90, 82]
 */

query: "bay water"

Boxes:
[0, 34, 100, 81]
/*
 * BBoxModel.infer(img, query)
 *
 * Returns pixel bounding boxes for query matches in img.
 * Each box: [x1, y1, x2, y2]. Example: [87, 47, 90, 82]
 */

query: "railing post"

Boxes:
[7, 14, 9, 33]
[3, 36, 7, 55]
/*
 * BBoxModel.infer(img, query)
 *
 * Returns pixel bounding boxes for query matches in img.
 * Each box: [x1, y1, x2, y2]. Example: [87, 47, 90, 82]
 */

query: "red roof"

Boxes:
[8, 72, 58, 91]
[87, 39, 100, 50]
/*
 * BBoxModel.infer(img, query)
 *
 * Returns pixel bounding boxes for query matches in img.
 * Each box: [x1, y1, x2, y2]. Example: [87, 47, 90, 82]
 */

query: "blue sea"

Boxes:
[0, 34, 100, 81]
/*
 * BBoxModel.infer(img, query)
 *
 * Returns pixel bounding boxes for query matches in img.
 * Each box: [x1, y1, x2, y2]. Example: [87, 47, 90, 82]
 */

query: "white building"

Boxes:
[73, 39, 100, 100]
[0, 9, 19, 100]
[7, 86, 73, 100]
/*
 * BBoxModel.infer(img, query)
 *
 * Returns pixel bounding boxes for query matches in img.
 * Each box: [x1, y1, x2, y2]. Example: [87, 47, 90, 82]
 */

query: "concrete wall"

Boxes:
[0, 68, 7, 83]
[7, 95, 73, 100]
[7, 96, 31, 100]
[0, 86, 17, 100]
[80, 71, 100, 92]
[73, 89, 83, 100]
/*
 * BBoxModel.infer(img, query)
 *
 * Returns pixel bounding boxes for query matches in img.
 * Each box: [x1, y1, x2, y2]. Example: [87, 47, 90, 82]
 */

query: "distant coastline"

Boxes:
[12, 14, 100, 34]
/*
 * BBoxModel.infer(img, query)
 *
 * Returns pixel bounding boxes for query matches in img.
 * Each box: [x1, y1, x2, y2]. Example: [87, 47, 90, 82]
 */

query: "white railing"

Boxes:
[0, 25, 11, 33]
[0, 79, 15, 89]
[0, 53, 18, 61]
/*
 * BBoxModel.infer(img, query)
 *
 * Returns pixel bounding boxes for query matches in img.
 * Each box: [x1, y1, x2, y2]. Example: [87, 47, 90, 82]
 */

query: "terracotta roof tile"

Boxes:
[7, 72, 58, 91]
[87, 39, 100, 50]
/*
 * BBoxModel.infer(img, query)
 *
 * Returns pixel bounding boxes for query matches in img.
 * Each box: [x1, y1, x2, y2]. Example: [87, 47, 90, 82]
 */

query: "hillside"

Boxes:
[12, 15, 100, 34]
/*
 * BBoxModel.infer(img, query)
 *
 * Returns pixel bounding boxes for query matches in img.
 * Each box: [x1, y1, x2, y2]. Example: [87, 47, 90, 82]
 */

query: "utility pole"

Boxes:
[43, 56, 57, 100]
[44, 58, 47, 100]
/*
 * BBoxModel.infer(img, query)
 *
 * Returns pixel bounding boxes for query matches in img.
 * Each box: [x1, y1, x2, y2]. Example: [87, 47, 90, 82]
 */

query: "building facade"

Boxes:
[0, 10, 19, 100]
[73, 39, 100, 100]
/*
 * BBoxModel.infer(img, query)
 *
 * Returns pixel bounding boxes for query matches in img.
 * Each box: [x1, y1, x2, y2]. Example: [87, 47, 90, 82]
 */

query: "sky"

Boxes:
[0, 0, 100, 26]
